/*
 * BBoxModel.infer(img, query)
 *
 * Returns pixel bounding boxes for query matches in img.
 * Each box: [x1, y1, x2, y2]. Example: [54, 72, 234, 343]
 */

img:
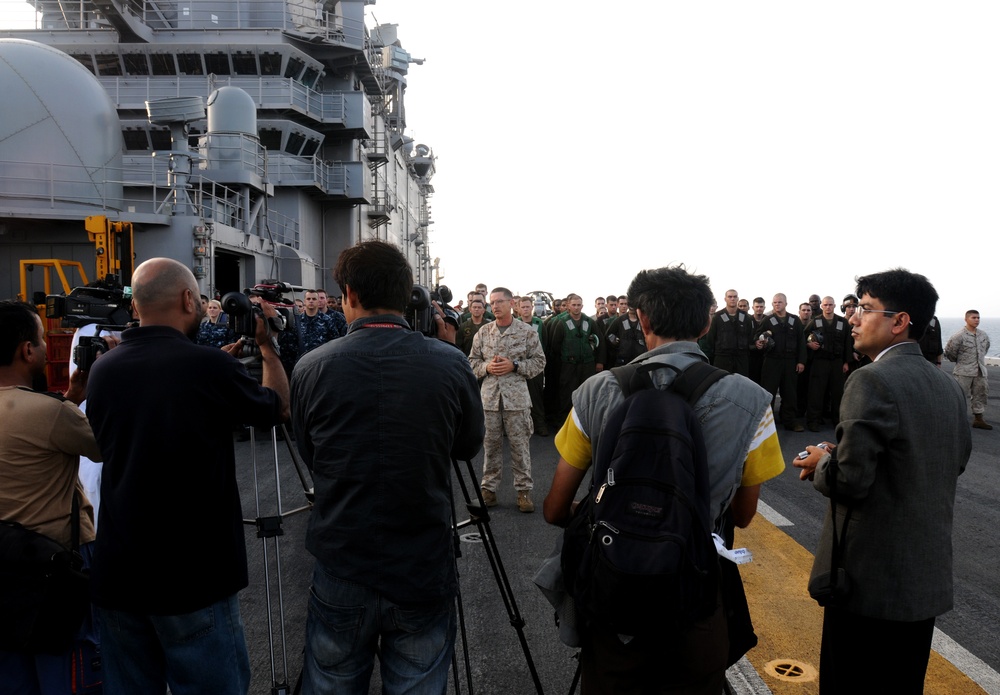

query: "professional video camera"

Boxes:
[405, 284, 460, 337]
[221, 280, 297, 340]
[46, 276, 132, 328]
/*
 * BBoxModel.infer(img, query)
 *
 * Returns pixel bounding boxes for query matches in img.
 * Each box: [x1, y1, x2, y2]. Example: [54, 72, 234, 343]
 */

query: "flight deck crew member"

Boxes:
[757, 293, 806, 431]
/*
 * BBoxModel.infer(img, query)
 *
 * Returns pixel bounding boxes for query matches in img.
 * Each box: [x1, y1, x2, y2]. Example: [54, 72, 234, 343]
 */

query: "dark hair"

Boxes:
[606, 295, 618, 303]
[753, 297, 765, 304]
[490, 287, 513, 300]
[334, 241, 412, 312]
[855, 269, 937, 339]
[966, 310, 980, 319]
[0, 300, 41, 367]
[627, 266, 713, 340]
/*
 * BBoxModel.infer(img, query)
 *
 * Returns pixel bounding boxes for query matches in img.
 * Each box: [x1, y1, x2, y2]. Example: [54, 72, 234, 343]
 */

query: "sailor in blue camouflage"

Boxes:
[469, 288, 545, 503]
[278, 290, 346, 373]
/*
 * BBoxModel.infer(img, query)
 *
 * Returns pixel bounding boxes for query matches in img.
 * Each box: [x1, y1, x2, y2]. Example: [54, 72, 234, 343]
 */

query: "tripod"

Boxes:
[243, 422, 314, 695]
[449, 457, 545, 695]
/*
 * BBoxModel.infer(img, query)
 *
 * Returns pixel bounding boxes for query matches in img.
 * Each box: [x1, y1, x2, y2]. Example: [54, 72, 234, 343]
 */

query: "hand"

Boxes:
[792, 442, 836, 481]
[432, 301, 457, 345]
[808, 341, 820, 351]
[487, 355, 514, 376]
[795, 362, 805, 373]
[221, 337, 244, 357]
[249, 297, 278, 348]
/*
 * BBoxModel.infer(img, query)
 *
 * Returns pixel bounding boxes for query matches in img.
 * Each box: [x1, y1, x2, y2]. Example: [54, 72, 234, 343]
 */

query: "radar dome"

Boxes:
[0, 39, 123, 212]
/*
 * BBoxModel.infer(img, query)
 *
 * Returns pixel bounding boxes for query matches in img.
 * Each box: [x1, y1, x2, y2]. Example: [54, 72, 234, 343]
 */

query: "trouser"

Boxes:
[97, 594, 250, 695]
[481, 408, 534, 491]
[557, 361, 596, 425]
[579, 589, 727, 695]
[748, 350, 765, 385]
[713, 352, 749, 377]
[302, 567, 455, 695]
[526, 372, 546, 432]
[820, 607, 934, 694]
[954, 375, 989, 414]
[761, 356, 799, 426]
[808, 357, 845, 425]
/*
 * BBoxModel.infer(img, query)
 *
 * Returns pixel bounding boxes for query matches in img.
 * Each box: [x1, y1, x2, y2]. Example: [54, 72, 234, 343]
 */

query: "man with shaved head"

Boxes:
[86, 257, 289, 694]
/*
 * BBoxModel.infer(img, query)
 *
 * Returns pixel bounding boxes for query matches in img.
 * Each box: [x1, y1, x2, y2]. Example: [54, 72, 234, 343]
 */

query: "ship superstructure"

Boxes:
[0, 0, 437, 300]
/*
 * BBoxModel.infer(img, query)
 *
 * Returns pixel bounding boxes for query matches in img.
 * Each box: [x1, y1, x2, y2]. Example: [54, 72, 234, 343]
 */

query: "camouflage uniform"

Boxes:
[469, 319, 545, 492]
[279, 311, 346, 374]
[195, 319, 234, 348]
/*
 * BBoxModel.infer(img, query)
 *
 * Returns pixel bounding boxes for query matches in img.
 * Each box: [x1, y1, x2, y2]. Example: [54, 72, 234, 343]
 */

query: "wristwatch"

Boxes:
[512, 360, 520, 373]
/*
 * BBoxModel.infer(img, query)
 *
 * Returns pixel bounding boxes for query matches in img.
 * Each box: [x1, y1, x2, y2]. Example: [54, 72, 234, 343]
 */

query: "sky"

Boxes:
[2, 1, 997, 316]
[364, 1, 1000, 317]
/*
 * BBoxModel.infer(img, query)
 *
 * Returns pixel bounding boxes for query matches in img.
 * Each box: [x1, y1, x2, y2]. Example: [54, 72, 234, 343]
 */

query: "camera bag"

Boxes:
[0, 493, 90, 654]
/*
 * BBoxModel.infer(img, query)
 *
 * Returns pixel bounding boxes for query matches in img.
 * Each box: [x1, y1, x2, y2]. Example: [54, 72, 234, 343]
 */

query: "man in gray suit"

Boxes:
[795, 269, 971, 694]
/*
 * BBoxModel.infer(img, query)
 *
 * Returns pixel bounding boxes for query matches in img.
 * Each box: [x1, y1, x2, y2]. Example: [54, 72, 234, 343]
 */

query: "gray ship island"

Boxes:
[0, 0, 435, 311]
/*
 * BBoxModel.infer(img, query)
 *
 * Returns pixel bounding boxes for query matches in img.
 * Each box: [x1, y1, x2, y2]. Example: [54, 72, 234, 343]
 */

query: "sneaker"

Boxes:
[481, 488, 498, 507]
[517, 490, 534, 513]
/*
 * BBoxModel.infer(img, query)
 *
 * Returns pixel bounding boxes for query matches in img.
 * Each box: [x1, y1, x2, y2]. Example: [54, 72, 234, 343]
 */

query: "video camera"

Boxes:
[406, 284, 460, 337]
[46, 276, 132, 328]
[221, 280, 298, 339]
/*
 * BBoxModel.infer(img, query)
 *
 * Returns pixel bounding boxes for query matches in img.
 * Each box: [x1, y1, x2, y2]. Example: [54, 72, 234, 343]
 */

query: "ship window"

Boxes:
[259, 53, 281, 75]
[259, 129, 282, 151]
[284, 57, 305, 80]
[301, 67, 320, 88]
[70, 54, 95, 74]
[188, 127, 203, 149]
[95, 54, 123, 76]
[150, 54, 177, 75]
[300, 138, 319, 157]
[204, 53, 231, 75]
[177, 54, 203, 75]
[122, 130, 150, 151]
[122, 54, 149, 75]
[232, 53, 257, 75]
[150, 129, 172, 151]
[286, 132, 306, 155]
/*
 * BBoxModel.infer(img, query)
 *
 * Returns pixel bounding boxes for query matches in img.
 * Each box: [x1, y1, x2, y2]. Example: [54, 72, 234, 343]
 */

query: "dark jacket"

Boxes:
[291, 314, 485, 604]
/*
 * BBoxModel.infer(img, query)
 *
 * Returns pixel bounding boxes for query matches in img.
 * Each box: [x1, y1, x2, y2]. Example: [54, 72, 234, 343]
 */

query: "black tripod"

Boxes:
[449, 457, 545, 695]
[243, 422, 314, 695]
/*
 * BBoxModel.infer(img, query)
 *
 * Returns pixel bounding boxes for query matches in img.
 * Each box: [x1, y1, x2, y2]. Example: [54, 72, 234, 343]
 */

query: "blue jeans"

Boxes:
[96, 593, 250, 695]
[302, 565, 456, 695]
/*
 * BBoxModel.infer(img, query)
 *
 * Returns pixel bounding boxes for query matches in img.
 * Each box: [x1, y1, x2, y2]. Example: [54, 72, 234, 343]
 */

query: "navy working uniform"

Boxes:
[704, 308, 753, 377]
[757, 314, 807, 429]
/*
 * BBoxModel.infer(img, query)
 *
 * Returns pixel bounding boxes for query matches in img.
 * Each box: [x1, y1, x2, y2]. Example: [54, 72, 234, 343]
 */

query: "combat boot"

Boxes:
[973, 414, 993, 430]
[481, 488, 498, 507]
[517, 490, 534, 513]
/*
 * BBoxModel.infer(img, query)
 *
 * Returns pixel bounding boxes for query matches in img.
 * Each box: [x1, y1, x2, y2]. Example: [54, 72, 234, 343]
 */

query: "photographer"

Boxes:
[0, 300, 104, 694]
[291, 241, 484, 694]
[85, 258, 289, 695]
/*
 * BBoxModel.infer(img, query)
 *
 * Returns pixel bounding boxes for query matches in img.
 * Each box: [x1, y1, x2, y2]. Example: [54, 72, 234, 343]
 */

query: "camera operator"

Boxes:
[0, 300, 106, 694]
[85, 258, 289, 695]
[291, 241, 484, 694]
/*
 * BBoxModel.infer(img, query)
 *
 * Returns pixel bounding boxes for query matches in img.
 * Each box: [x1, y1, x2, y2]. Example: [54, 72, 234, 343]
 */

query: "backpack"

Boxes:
[561, 360, 726, 636]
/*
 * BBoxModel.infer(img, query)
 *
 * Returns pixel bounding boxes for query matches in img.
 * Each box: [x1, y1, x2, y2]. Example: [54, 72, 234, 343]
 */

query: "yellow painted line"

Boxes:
[736, 517, 986, 694]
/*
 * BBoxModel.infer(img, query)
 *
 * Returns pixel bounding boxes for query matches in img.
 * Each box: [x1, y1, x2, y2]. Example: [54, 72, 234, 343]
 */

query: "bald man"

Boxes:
[86, 258, 289, 695]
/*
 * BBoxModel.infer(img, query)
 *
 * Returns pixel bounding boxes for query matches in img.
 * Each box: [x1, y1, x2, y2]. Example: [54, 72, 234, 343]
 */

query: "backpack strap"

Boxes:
[612, 360, 727, 406]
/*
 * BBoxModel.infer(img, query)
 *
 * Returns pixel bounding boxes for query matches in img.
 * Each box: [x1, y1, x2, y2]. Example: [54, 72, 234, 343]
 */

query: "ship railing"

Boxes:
[16, 0, 367, 44]
[98, 75, 349, 124]
[0, 157, 300, 246]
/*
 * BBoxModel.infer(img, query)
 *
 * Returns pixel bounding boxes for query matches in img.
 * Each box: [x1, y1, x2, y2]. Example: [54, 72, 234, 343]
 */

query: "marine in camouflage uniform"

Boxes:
[469, 290, 545, 511]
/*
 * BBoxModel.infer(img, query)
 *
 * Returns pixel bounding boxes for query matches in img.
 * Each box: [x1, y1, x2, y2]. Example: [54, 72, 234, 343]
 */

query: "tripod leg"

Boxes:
[452, 458, 546, 695]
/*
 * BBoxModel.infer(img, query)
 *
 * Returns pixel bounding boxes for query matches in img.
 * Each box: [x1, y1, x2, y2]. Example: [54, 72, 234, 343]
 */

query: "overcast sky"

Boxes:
[3, 1, 997, 316]
[368, 1, 1000, 317]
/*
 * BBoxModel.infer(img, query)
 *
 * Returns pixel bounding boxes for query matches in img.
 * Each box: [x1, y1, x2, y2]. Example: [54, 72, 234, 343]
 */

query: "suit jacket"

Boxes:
[811, 341, 970, 621]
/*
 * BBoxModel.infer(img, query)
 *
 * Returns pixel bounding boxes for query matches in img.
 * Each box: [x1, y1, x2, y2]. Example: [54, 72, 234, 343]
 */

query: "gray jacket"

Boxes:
[812, 342, 970, 620]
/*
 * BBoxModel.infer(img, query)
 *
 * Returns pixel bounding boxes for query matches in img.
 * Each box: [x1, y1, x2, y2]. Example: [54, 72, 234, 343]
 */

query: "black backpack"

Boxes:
[561, 360, 726, 636]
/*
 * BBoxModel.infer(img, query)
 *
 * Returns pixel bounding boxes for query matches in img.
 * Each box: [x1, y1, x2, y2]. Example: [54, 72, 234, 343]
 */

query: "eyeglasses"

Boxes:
[855, 305, 899, 318]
